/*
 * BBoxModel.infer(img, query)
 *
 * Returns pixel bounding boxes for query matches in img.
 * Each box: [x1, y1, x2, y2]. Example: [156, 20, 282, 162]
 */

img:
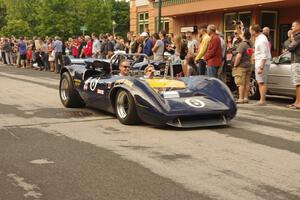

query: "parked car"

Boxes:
[225, 52, 295, 99]
[265, 52, 295, 98]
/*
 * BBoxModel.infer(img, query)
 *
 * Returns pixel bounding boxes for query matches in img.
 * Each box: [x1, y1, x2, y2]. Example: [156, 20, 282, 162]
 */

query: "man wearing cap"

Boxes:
[140, 32, 153, 58]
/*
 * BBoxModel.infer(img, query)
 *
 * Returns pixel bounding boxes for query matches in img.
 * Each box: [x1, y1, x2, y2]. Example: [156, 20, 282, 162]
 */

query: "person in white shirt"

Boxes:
[250, 24, 272, 106]
[92, 32, 101, 58]
[186, 31, 198, 56]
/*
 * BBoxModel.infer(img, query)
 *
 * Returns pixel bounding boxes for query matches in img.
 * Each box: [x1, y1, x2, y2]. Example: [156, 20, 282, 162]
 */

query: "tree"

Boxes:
[1, 19, 32, 37]
[111, 0, 129, 37]
[0, 1, 7, 28]
[33, 0, 76, 38]
[0, 0, 129, 38]
[79, 0, 112, 36]
[2, 0, 39, 31]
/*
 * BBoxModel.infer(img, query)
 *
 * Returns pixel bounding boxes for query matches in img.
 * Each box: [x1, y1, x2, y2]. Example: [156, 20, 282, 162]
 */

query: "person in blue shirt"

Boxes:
[52, 36, 64, 73]
[140, 32, 153, 58]
[18, 36, 27, 68]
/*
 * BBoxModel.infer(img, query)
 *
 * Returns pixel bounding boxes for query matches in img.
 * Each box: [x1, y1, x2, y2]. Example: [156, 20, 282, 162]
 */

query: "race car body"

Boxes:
[59, 55, 236, 128]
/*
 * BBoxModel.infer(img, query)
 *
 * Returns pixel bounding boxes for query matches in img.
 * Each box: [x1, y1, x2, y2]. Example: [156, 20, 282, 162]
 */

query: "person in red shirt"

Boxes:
[204, 24, 222, 78]
[83, 35, 93, 58]
[26, 45, 33, 68]
[71, 38, 80, 58]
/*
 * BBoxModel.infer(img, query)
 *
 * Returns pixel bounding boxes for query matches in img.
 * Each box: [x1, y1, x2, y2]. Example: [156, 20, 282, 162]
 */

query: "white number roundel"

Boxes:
[90, 78, 100, 91]
[185, 98, 205, 108]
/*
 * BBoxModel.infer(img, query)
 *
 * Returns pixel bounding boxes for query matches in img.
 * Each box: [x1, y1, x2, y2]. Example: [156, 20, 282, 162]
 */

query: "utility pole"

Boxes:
[158, 0, 162, 32]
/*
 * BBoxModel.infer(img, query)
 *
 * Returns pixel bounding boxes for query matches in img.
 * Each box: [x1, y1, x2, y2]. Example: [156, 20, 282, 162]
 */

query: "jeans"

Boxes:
[44, 53, 49, 70]
[197, 59, 207, 75]
[207, 66, 219, 78]
[5, 52, 12, 65]
[1, 51, 6, 64]
[55, 52, 64, 73]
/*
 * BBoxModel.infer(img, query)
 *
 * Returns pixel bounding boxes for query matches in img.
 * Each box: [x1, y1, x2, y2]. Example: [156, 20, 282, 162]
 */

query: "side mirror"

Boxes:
[272, 57, 280, 64]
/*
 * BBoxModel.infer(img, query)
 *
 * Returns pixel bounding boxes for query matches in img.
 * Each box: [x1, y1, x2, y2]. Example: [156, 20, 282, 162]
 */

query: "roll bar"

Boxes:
[110, 52, 177, 79]
[110, 52, 150, 71]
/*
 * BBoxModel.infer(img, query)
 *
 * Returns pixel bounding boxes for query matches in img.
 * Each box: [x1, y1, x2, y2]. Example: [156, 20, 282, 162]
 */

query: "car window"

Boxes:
[279, 53, 291, 64]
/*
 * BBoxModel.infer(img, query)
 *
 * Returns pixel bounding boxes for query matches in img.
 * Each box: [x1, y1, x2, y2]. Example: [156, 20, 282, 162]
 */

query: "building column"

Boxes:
[148, 1, 155, 33]
[130, 0, 137, 33]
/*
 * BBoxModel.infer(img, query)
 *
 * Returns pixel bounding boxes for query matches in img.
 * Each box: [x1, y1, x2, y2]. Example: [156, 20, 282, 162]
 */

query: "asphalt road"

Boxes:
[0, 65, 299, 200]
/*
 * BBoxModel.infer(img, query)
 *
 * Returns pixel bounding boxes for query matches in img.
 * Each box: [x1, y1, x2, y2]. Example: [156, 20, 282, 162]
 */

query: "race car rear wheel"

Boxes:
[115, 90, 140, 125]
[59, 72, 85, 108]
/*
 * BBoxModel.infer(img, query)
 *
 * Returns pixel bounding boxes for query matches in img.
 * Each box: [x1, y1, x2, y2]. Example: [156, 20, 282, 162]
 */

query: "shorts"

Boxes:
[291, 63, 300, 86]
[255, 64, 270, 83]
[232, 67, 252, 86]
[20, 54, 26, 60]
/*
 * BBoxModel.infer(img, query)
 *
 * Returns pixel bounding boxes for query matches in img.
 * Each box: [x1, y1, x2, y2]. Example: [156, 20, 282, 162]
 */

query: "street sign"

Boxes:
[80, 26, 88, 31]
[80, 26, 88, 35]
[180, 26, 198, 33]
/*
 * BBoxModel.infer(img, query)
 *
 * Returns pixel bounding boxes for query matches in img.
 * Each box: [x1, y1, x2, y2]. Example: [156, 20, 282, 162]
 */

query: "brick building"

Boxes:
[130, 0, 300, 54]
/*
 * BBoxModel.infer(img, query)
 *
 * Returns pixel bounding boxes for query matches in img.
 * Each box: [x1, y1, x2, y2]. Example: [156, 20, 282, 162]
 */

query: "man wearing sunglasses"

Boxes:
[119, 59, 131, 76]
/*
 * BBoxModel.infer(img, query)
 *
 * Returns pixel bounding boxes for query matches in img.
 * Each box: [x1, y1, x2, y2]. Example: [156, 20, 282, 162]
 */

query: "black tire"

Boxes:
[59, 72, 85, 108]
[249, 76, 260, 100]
[115, 90, 140, 125]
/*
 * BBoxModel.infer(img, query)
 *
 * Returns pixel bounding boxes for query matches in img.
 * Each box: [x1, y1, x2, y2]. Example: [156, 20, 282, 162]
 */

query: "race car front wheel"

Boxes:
[115, 90, 140, 125]
[59, 72, 85, 108]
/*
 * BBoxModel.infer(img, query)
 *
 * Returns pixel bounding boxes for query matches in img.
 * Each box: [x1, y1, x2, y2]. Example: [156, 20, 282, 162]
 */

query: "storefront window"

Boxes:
[239, 12, 252, 28]
[224, 12, 252, 42]
[155, 17, 170, 33]
[279, 24, 292, 52]
[261, 11, 278, 50]
[138, 12, 149, 34]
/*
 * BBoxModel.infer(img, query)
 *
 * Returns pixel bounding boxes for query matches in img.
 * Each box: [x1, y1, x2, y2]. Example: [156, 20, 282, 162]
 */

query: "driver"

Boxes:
[144, 65, 155, 79]
[119, 59, 131, 76]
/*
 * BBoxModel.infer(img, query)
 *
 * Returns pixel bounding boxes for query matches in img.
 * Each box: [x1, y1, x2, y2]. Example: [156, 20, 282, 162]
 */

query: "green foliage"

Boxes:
[2, 0, 39, 29]
[0, 2, 7, 28]
[1, 19, 32, 37]
[80, 0, 113, 35]
[112, 0, 129, 38]
[0, 0, 129, 39]
[34, 0, 80, 38]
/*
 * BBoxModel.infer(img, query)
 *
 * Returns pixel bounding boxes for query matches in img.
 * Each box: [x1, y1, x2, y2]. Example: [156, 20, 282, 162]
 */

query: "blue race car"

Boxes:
[59, 53, 237, 128]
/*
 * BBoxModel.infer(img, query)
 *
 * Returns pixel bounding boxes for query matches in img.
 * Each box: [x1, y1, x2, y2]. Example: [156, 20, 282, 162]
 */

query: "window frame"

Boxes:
[223, 11, 252, 41]
[155, 17, 170, 33]
[260, 10, 278, 51]
[137, 12, 149, 34]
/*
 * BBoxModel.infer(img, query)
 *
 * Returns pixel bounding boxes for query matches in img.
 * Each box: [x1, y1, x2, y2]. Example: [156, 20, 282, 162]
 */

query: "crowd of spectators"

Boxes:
[1, 20, 299, 108]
